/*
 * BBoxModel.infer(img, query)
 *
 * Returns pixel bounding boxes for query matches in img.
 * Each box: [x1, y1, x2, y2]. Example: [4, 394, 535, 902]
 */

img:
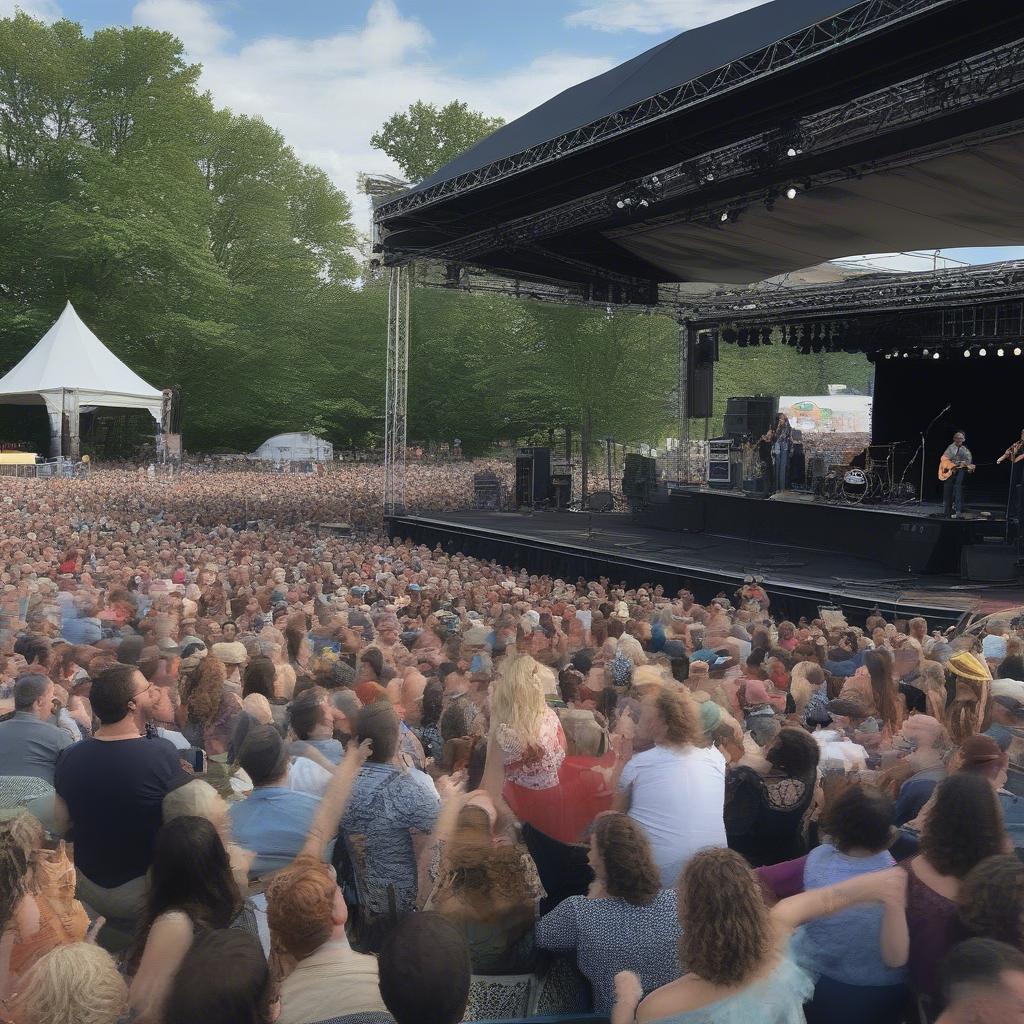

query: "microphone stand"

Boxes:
[915, 403, 951, 506]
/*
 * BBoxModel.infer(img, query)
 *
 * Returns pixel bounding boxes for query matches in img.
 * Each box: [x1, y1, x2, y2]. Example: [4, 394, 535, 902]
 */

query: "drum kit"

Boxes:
[817, 443, 918, 505]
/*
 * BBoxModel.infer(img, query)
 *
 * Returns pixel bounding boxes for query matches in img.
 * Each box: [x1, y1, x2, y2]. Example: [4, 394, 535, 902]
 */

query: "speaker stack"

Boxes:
[622, 454, 657, 505]
[514, 447, 551, 507]
[723, 396, 775, 442]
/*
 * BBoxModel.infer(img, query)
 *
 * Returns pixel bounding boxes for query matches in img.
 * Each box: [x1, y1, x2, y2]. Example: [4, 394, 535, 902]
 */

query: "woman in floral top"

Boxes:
[487, 654, 566, 792]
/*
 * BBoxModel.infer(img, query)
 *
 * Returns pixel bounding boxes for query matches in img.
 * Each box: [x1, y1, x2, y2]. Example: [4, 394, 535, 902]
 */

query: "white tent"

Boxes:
[0, 302, 163, 457]
[253, 432, 333, 463]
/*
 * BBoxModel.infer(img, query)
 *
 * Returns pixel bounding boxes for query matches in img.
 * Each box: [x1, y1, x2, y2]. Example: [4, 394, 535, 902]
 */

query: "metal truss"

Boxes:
[376, 0, 944, 224]
[384, 34, 1024, 269]
[383, 266, 410, 515]
[683, 260, 1024, 325]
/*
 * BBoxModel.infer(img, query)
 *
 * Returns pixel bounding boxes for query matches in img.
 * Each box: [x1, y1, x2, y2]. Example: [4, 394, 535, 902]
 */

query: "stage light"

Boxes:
[922, 349, 929, 356]
[616, 199, 625, 209]
[720, 211, 729, 222]
[933, 352, 940, 360]
[786, 186, 798, 199]
[884, 353, 892, 360]
[1016, 347, 1023, 356]
[964, 349, 971, 358]
[902, 352, 909, 358]
[998, 348, 1005, 357]
[979, 348, 987, 357]
[786, 147, 800, 157]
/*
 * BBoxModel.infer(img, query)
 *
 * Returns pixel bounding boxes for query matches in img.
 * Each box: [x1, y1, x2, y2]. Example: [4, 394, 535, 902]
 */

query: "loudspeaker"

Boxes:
[473, 470, 502, 510]
[723, 396, 775, 441]
[623, 454, 657, 501]
[687, 330, 718, 419]
[515, 447, 551, 506]
[961, 543, 1019, 582]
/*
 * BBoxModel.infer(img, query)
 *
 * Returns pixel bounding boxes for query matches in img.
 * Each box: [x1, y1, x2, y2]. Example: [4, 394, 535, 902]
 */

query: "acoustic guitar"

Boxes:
[937, 455, 976, 482]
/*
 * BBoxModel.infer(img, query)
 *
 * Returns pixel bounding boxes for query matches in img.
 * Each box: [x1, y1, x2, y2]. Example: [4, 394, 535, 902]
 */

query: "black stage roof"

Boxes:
[376, 0, 1024, 293]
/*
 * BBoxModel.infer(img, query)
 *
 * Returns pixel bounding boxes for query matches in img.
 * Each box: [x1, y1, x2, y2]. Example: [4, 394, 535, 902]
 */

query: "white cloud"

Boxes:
[566, 0, 764, 34]
[132, 0, 231, 57]
[130, 0, 614, 231]
[0, 0, 62, 20]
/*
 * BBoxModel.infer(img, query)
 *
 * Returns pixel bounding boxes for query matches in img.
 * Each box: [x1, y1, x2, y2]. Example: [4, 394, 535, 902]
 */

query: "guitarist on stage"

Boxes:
[940, 431, 975, 518]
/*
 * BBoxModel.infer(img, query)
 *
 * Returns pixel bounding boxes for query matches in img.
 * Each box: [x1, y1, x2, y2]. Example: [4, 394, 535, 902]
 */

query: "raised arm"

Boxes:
[771, 866, 908, 968]
[298, 737, 372, 862]
[482, 726, 505, 805]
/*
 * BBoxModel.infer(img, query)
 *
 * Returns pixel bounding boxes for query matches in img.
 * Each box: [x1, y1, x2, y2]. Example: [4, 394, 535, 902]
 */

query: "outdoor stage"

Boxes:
[386, 490, 1024, 628]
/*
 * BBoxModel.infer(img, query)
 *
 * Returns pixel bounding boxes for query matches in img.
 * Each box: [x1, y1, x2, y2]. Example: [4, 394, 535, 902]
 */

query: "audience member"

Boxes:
[0, 674, 74, 784]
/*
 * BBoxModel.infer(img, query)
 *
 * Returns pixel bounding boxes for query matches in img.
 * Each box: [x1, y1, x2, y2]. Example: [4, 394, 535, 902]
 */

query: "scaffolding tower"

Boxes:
[383, 265, 410, 515]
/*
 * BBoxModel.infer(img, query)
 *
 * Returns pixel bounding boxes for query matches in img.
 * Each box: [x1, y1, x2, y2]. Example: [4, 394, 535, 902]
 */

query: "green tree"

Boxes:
[370, 100, 504, 183]
[0, 12, 367, 453]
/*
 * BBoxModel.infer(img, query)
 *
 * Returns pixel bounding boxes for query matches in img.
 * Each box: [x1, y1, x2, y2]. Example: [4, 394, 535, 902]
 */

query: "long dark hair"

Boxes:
[162, 930, 272, 1024]
[242, 656, 276, 700]
[132, 816, 240, 968]
[864, 648, 900, 732]
[921, 774, 1006, 879]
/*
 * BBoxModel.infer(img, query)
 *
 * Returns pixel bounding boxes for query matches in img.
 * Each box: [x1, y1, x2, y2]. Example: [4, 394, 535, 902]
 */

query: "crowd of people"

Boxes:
[1, 466, 1024, 1024]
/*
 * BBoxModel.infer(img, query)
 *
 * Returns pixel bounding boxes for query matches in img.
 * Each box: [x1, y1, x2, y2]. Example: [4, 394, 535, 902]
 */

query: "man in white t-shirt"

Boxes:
[614, 685, 727, 887]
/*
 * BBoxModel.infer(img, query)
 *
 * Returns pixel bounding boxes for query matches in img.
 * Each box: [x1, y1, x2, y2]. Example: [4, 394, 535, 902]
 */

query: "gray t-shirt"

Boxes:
[0, 712, 76, 784]
[943, 443, 973, 466]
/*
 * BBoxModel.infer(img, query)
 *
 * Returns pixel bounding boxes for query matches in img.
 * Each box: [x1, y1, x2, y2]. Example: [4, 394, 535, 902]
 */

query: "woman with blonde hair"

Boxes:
[6, 943, 127, 1024]
[485, 654, 612, 910]
[486, 654, 566, 793]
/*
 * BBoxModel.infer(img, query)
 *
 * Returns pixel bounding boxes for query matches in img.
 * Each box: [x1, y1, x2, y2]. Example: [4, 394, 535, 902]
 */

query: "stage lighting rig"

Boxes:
[612, 175, 664, 213]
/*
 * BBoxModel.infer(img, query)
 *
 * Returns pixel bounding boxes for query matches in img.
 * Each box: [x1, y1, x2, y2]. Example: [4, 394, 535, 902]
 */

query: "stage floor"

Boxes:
[386, 498, 1024, 627]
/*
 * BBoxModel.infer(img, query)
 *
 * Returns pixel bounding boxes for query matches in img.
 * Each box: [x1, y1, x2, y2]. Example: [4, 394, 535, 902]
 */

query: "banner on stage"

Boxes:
[777, 394, 872, 434]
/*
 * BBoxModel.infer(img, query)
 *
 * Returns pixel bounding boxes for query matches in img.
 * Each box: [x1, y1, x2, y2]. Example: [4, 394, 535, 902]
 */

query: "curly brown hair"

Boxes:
[182, 656, 227, 725]
[678, 848, 772, 986]
[440, 805, 536, 921]
[592, 812, 660, 907]
[653, 685, 700, 746]
[959, 854, 1024, 946]
[921, 773, 1006, 879]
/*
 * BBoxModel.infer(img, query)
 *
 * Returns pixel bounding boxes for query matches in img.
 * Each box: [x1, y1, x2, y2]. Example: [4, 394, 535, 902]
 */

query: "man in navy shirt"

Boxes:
[54, 663, 186, 951]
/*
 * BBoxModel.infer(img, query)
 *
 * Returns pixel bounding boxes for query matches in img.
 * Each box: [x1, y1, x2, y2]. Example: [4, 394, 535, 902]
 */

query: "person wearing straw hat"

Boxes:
[946, 651, 993, 745]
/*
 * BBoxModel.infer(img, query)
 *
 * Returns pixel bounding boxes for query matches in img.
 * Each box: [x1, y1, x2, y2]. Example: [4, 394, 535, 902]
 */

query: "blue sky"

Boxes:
[6, 0, 1023, 267]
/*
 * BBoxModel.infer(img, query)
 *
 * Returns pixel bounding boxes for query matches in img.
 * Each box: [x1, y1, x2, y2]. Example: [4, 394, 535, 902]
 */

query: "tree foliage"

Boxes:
[0, 12, 364, 451]
[0, 13, 870, 458]
[370, 100, 504, 183]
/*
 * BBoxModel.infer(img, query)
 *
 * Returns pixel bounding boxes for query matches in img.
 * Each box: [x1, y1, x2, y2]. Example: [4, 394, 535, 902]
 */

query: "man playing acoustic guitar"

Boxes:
[939, 430, 975, 518]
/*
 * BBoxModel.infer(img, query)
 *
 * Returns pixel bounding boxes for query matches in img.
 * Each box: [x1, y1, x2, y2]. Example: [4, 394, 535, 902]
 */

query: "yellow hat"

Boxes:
[948, 651, 992, 683]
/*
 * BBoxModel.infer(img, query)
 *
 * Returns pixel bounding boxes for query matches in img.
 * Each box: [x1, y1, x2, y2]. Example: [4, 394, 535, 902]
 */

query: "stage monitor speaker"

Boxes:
[961, 543, 1019, 582]
[687, 330, 718, 419]
[623, 453, 657, 501]
[515, 446, 551, 506]
[723, 396, 775, 440]
[550, 472, 571, 509]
